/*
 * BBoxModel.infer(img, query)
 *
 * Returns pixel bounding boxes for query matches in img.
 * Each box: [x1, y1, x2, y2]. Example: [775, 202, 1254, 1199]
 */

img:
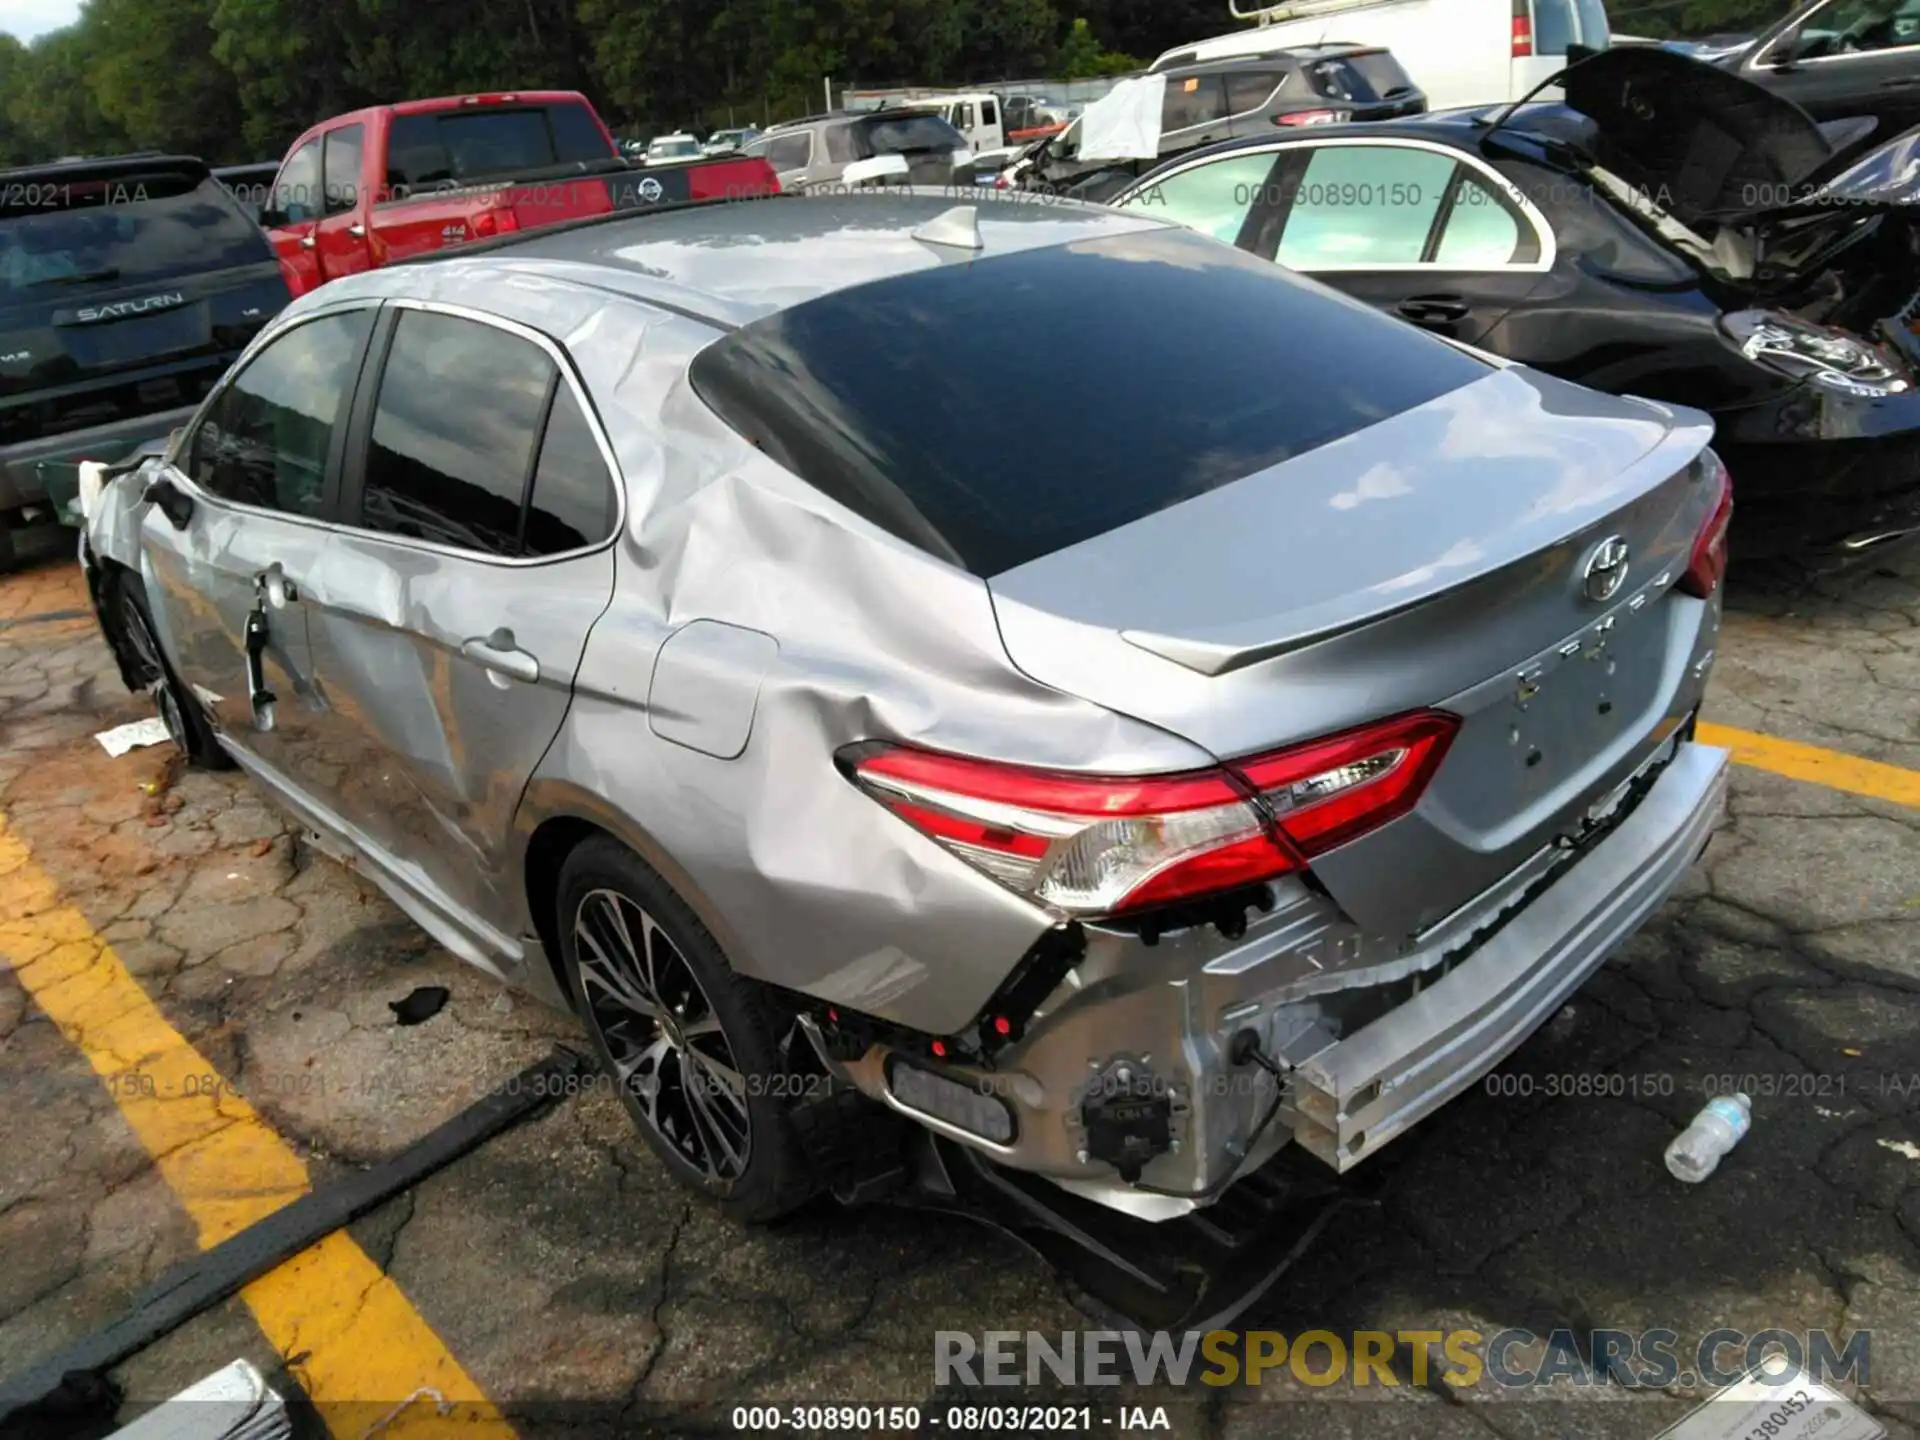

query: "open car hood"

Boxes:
[1559, 46, 1833, 224]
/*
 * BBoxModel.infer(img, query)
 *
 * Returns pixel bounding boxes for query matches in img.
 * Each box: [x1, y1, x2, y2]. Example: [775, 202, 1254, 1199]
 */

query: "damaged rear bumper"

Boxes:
[831, 739, 1730, 1220]
[1290, 738, 1729, 1169]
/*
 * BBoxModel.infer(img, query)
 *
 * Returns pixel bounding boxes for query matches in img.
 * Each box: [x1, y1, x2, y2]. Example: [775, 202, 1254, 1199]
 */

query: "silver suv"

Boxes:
[82, 192, 1730, 1227]
[746, 109, 975, 191]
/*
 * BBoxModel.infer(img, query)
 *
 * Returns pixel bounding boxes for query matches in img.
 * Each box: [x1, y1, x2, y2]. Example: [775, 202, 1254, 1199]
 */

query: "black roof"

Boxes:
[0, 152, 209, 184]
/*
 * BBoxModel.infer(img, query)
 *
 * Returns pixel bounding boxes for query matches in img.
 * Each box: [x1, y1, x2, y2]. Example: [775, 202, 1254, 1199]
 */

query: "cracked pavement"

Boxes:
[2, 548, 1919, 1439]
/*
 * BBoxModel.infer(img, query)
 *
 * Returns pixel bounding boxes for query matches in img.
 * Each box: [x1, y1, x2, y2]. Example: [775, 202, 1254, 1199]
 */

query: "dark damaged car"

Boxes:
[1, 154, 290, 570]
[1114, 45, 1920, 564]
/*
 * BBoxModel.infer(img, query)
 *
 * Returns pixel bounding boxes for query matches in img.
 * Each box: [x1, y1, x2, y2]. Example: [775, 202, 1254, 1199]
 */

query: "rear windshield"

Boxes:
[0, 170, 270, 291]
[689, 226, 1486, 576]
[1310, 52, 1420, 102]
[385, 103, 615, 189]
[857, 114, 966, 156]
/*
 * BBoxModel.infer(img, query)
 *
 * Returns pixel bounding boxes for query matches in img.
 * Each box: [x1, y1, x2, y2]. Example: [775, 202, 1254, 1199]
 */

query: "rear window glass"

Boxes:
[1311, 52, 1419, 102]
[857, 114, 965, 155]
[0, 171, 270, 289]
[688, 227, 1486, 576]
[385, 104, 614, 191]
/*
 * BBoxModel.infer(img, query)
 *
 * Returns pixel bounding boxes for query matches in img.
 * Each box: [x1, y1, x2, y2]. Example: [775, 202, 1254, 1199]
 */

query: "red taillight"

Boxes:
[845, 710, 1458, 917]
[470, 207, 521, 238]
[1678, 451, 1734, 599]
[1276, 109, 1341, 126]
[1512, 1, 1534, 55]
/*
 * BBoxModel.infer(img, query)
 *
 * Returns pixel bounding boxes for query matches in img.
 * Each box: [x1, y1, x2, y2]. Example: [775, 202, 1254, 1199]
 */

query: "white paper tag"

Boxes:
[1655, 1364, 1883, 1440]
[95, 716, 173, 758]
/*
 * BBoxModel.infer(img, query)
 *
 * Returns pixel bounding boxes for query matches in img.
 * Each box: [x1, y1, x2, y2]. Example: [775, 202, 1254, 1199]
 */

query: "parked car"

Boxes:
[745, 110, 975, 191]
[0, 153, 290, 572]
[645, 132, 704, 164]
[1712, 0, 1920, 142]
[900, 91, 1068, 153]
[1111, 45, 1920, 561]
[213, 162, 282, 224]
[1006, 47, 1426, 202]
[1153, 0, 1613, 108]
[262, 92, 778, 299]
[704, 127, 761, 155]
[80, 189, 1731, 1226]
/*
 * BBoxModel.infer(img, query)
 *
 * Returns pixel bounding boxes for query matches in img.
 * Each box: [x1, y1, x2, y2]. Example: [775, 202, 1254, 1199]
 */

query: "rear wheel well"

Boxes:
[524, 816, 607, 1005]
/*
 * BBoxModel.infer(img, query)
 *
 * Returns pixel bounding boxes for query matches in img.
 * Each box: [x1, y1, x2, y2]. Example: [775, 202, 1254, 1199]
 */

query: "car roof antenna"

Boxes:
[1477, 45, 1607, 148]
[912, 205, 984, 252]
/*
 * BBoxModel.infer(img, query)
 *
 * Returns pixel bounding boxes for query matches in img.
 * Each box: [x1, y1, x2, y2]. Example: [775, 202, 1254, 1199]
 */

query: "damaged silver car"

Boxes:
[80, 191, 1732, 1233]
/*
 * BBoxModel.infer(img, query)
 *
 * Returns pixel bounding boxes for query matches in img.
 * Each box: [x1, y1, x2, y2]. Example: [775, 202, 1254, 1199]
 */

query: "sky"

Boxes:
[2, 0, 82, 42]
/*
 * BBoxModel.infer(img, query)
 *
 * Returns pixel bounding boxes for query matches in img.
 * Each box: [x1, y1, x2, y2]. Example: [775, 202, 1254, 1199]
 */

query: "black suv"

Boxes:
[1, 154, 290, 571]
[1007, 46, 1427, 202]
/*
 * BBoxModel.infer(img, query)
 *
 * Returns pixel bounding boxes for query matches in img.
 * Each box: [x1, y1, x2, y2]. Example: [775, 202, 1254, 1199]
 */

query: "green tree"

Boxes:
[1053, 16, 1140, 77]
[87, 0, 247, 161]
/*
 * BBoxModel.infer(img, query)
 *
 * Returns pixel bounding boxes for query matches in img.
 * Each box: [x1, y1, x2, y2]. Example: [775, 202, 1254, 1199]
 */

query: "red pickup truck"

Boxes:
[262, 91, 777, 297]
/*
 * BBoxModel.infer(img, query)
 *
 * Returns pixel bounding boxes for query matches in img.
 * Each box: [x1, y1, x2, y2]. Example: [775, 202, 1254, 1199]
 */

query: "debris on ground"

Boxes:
[389, 986, 451, 1026]
[95, 717, 171, 757]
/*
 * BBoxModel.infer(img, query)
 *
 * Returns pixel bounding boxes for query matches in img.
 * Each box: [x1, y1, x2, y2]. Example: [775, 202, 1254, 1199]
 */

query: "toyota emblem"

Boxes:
[638, 176, 664, 203]
[1581, 535, 1631, 603]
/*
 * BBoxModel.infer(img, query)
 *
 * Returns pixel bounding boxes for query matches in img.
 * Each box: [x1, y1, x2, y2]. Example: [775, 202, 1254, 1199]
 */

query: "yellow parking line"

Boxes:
[1699, 722, 1920, 809]
[0, 816, 513, 1437]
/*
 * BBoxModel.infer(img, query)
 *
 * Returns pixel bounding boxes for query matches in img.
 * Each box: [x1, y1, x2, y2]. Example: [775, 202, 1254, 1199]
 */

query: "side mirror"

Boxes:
[143, 475, 195, 530]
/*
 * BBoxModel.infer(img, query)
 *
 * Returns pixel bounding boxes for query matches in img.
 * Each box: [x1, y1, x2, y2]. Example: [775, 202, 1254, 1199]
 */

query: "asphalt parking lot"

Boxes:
[3, 546, 1919, 1440]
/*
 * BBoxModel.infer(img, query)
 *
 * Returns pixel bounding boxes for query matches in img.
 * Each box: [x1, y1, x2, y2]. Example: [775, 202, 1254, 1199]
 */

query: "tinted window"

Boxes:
[359, 310, 556, 555]
[1433, 170, 1530, 266]
[1163, 73, 1230, 131]
[323, 124, 363, 214]
[524, 387, 616, 555]
[270, 141, 322, 224]
[982, 99, 998, 126]
[1118, 153, 1280, 243]
[1311, 52, 1419, 102]
[192, 310, 372, 515]
[0, 170, 272, 288]
[1278, 145, 1454, 268]
[688, 228, 1486, 576]
[764, 132, 814, 171]
[1532, 0, 1577, 55]
[548, 102, 616, 163]
[385, 113, 454, 190]
[826, 123, 858, 163]
[1226, 70, 1286, 114]
[858, 114, 965, 154]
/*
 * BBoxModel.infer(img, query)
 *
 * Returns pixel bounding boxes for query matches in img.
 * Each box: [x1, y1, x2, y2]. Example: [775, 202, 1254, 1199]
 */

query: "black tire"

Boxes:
[109, 570, 232, 770]
[557, 836, 819, 1222]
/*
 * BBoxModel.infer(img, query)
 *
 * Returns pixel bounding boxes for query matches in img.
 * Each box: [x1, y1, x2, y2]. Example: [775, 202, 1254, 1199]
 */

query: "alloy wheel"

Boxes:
[572, 887, 753, 1180]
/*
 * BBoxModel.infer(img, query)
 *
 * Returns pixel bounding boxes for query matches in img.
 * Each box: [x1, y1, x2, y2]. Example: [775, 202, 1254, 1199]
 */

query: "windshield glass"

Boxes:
[0, 170, 269, 290]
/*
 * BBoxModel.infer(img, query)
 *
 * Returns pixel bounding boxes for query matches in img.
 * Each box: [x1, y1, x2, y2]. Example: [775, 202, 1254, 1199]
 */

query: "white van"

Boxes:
[1149, 0, 1612, 110]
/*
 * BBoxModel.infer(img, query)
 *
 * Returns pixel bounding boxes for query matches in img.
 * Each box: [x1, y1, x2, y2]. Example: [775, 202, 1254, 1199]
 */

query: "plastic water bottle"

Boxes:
[1665, 1093, 1752, 1183]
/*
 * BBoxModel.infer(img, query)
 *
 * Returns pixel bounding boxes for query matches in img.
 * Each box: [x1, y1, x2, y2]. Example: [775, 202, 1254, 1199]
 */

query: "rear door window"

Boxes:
[523, 387, 617, 556]
[763, 132, 814, 171]
[688, 226, 1486, 576]
[323, 124, 363, 214]
[1163, 73, 1231, 132]
[1432, 170, 1536, 266]
[0, 168, 273, 288]
[1117, 152, 1282, 243]
[1277, 145, 1455, 268]
[191, 310, 374, 516]
[357, 309, 556, 556]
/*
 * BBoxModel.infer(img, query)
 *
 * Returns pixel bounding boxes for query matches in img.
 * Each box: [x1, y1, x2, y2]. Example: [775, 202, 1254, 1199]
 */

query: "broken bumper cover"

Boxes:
[1290, 738, 1729, 1170]
[835, 739, 1730, 1219]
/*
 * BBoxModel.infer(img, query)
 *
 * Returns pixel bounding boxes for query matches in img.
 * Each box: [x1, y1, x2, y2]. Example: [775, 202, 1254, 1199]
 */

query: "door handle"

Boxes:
[1397, 294, 1471, 325]
[253, 562, 297, 609]
[347, 223, 366, 237]
[298, 234, 316, 249]
[461, 629, 540, 686]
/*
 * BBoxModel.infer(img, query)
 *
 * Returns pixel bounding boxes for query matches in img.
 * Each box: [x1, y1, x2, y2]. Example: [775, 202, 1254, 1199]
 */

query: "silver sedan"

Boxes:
[81, 191, 1732, 1224]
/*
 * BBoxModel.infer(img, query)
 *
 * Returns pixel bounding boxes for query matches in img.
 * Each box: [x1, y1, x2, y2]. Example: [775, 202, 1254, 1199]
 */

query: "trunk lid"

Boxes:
[1, 159, 288, 448]
[987, 364, 1719, 939]
[1559, 45, 1833, 224]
